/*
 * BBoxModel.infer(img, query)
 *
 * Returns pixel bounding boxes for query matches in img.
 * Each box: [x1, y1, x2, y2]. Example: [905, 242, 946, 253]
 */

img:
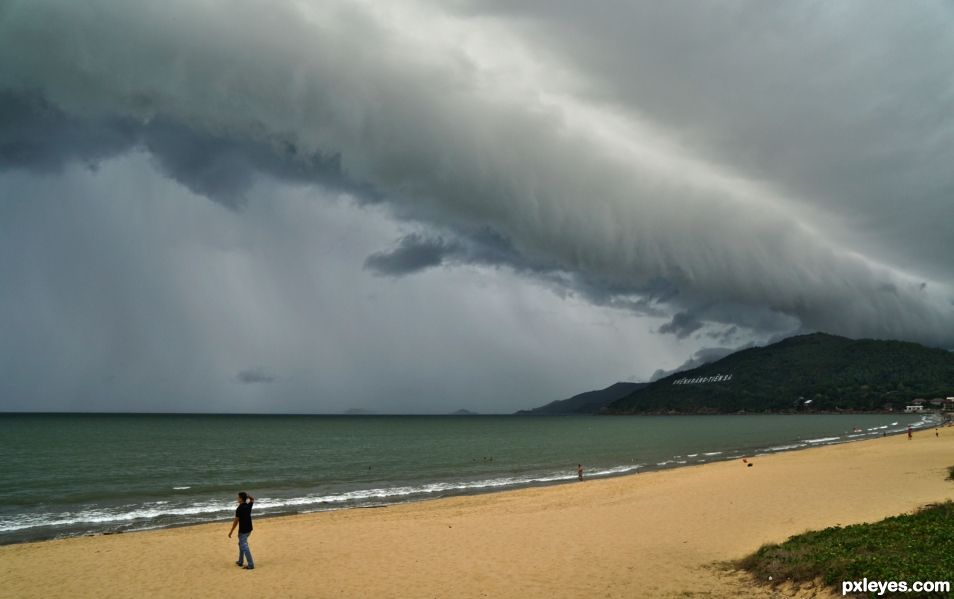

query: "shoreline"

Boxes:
[1, 413, 942, 548]
[4, 428, 953, 598]
[0, 413, 942, 547]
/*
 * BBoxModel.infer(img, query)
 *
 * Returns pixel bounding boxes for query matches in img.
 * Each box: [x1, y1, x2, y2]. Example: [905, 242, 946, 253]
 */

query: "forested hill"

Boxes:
[606, 333, 954, 414]
[516, 382, 646, 415]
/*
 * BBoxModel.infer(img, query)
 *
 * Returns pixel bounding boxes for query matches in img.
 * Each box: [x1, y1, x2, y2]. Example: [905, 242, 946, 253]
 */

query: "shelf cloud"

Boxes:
[1, 1, 952, 411]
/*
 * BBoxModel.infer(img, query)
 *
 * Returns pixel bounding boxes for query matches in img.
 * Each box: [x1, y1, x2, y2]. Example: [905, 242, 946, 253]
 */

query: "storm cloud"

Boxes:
[364, 234, 460, 276]
[0, 90, 359, 208]
[1, 1, 952, 411]
[237, 368, 278, 385]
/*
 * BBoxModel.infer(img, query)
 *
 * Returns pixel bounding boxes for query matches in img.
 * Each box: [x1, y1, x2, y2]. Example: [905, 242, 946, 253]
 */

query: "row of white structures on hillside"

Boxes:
[904, 397, 954, 413]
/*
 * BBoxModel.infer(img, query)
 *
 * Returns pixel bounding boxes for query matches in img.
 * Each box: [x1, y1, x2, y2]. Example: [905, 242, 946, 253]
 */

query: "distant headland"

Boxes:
[519, 333, 954, 415]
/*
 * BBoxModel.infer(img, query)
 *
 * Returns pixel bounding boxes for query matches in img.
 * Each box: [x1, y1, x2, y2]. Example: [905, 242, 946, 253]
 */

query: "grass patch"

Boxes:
[947, 465, 953, 481]
[738, 501, 954, 597]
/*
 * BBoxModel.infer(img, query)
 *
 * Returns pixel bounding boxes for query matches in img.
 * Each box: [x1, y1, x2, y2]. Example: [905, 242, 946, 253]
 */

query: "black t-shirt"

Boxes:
[235, 500, 253, 533]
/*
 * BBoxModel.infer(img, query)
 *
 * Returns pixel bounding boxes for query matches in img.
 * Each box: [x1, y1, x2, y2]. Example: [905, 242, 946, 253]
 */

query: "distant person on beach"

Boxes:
[577, 464, 584, 481]
[907, 426, 912, 440]
[228, 491, 255, 570]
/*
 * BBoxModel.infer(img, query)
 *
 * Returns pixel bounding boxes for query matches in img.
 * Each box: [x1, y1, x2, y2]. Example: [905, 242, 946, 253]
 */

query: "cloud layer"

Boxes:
[1, 1, 952, 410]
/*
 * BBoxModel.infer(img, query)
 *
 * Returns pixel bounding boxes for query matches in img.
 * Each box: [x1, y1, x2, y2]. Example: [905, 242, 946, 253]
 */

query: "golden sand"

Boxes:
[3, 426, 952, 599]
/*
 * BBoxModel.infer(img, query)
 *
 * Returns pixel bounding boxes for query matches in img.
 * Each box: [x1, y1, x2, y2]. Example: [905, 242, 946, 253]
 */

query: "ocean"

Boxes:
[0, 412, 937, 545]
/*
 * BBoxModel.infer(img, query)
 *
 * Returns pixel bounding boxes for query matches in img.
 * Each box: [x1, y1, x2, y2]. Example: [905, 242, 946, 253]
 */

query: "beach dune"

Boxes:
[3, 430, 953, 598]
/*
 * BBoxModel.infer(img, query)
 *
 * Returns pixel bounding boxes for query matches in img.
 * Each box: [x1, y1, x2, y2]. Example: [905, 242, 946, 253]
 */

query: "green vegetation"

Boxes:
[608, 333, 954, 414]
[738, 501, 954, 598]
[948, 465, 954, 481]
[516, 382, 646, 415]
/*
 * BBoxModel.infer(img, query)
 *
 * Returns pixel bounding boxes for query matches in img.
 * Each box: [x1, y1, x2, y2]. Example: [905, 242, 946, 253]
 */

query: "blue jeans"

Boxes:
[237, 532, 254, 568]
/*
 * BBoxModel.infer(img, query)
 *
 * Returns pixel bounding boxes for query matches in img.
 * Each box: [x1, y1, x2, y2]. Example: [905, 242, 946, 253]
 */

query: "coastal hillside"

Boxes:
[516, 382, 646, 415]
[607, 333, 954, 414]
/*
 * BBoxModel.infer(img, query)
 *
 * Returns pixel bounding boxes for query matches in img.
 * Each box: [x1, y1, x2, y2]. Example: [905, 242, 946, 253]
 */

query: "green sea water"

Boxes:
[0, 412, 935, 544]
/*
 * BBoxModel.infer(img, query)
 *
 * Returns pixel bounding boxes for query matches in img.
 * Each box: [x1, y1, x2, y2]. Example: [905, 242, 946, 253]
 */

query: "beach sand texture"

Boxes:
[3, 428, 952, 598]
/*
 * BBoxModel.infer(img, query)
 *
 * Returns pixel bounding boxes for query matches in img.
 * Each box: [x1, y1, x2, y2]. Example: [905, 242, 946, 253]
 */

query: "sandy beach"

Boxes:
[3, 427, 952, 599]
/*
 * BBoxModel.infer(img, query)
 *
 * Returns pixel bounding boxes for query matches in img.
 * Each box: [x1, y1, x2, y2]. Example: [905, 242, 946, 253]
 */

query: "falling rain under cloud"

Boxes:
[1, 1, 952, 412]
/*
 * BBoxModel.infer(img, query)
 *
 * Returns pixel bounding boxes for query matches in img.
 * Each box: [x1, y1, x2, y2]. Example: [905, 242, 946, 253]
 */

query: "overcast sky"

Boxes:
[1, 1, 952, 413]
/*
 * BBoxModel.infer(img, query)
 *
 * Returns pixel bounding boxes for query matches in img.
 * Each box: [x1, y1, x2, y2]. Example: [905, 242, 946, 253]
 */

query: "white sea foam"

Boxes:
[1, 465, 653, 535]
[0, 500, 229, 533]
[593, 464, 643, 476]
[912, 414, 941, 428]
[4, 418, 916, 539]
[767, 444, 804, 451]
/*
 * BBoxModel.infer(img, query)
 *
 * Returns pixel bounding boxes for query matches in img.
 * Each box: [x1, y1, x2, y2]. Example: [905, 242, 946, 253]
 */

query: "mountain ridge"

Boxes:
[515, 382, 646, 415]
[607, 332, 954, 414]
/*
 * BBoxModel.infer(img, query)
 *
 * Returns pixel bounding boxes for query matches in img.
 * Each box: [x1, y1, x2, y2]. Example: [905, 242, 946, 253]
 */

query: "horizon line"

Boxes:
[0, 410, 517, 417]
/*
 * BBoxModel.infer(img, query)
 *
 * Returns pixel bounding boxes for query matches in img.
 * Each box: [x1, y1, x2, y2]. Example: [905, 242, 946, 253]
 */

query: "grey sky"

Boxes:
[1, 1, 952, 413]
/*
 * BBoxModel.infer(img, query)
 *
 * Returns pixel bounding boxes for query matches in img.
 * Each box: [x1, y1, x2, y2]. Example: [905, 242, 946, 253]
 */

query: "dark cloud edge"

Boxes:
[0, 89, 819, 345]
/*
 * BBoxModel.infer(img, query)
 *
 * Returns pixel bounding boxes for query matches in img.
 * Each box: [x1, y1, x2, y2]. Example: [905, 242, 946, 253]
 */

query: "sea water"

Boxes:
[0, 412, 937, 544]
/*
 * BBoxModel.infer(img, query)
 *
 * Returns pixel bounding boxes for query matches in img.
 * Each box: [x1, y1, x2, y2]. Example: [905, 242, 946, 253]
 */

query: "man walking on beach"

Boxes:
[228, 492, 255, 570]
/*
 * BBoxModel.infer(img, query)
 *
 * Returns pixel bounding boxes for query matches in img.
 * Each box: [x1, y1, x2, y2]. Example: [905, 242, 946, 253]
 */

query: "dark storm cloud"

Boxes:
[237, 368, 277, 384]
[0, 89, 363, 208]
[364, 228, 541, 277]
[461, 0, 954, 280]
[140, 121, 362, 209]
[707, 326, 739, 345]
[0, 91, 136, 172]
[650, 347, 739, 382]
[1, 157, 667, 412]
[653, 302, 800, 343]
[658, 311, 704, 340]
[649, 327, 800, 381]
[364, 233, 460, 276]
[365, 228, 673, 319]
[1, 0, 953, 359]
